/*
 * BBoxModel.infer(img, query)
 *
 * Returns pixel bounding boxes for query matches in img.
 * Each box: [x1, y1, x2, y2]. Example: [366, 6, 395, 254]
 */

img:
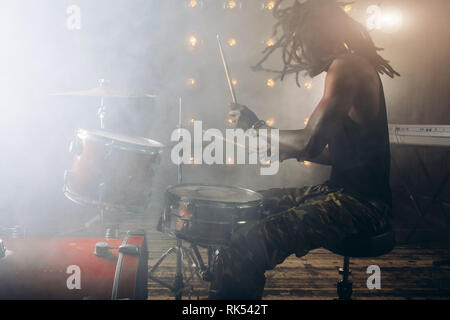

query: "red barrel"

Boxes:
[0, 230, 148, 300]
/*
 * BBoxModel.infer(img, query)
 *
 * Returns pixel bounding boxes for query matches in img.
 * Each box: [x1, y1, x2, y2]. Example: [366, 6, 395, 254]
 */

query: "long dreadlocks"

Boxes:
[252, 0, 400, 86]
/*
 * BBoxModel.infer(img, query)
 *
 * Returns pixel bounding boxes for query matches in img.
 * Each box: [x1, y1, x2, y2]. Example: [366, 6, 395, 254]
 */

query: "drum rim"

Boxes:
[166, 183, 263, 207]
[63, 187, 148, 214]
[77, 128, 164, 153]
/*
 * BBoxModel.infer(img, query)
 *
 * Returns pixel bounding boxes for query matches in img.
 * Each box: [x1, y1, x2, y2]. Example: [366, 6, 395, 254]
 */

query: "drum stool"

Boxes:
[329, 227, 396, 300]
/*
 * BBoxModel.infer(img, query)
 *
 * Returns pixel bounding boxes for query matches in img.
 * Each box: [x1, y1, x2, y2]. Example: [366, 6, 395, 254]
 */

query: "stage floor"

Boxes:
[143, 220, 450, 300]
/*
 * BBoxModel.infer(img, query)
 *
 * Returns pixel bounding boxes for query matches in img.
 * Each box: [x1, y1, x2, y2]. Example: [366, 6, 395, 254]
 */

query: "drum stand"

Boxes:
[148, 240, 214, 300]
[148, 97, 215, 299]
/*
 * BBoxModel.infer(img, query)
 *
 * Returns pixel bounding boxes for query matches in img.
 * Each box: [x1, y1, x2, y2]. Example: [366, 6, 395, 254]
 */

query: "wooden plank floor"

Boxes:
[134, 209, 450, 300]
[73, 205, 450, 300]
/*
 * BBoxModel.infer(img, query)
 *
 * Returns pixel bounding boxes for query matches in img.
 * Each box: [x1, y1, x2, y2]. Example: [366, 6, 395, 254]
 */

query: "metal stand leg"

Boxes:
[148, 239, 204, 300]
[337, 256, 353, 300]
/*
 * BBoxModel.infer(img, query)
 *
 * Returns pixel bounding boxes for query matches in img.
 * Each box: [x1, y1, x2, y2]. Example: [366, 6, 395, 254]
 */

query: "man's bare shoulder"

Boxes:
[329, 54, 377, 81]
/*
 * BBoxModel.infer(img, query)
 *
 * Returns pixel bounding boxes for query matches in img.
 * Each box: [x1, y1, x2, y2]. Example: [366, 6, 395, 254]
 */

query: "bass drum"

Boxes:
[0, 230, 148, 300]
[64, 129, 164, 212]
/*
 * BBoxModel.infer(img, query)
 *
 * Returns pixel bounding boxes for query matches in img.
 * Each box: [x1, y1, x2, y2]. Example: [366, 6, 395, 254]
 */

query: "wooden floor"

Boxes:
[130, 210, 450, 300]
[71, 204, 450, 300]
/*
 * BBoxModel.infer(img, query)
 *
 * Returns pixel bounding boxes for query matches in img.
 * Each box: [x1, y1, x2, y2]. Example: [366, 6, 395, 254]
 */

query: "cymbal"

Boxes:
[51, 86, 157, 99]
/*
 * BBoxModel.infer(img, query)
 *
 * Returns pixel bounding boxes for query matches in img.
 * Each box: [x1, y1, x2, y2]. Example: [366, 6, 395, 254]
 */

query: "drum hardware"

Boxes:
[94, 242, 113, 257]
[148, 240, 206, 300]
[149, 97, 209, 300]
[0, 225, 26, 238]
[118, 244, 141, 256]
[105, 225, 120, 239]
[0, 240, 5, 259]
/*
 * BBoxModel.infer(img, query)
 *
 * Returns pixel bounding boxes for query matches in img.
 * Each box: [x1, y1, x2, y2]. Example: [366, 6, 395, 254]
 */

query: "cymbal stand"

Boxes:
[149, 97, 205, 299]
[97, 79, 107, 129]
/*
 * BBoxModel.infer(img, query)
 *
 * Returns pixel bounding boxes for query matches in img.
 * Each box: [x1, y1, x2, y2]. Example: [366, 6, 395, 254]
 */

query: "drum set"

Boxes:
[0, 79, 265, 300]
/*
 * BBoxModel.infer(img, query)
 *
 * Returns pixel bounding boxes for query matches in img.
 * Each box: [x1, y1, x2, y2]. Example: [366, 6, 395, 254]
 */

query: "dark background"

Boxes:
[0, 0, 448, 242]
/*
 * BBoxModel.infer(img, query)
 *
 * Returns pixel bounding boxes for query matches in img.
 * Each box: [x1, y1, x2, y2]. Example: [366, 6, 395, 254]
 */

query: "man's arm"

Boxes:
[305, 145, 331, 165]
[262, 56, 360, 161]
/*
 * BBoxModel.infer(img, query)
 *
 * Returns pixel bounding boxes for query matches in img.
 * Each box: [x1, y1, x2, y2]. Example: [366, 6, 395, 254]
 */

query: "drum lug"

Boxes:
[63, 170, 75, 188]
[94, 242, 112, 257]
[104, 141, 114, 160]
[0, 239, 6, 259]
[118, 244, 140, 256]
[69, 138, 83, 155]
[127, 230, 146, 236]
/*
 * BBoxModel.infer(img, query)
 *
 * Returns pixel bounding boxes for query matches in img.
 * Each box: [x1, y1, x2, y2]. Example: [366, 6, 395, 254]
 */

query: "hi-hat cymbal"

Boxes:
[51, 86, 157, 98]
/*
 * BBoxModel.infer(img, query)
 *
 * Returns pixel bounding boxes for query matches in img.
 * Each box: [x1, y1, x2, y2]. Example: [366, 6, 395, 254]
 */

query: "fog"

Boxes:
[0, 0, 448, 236]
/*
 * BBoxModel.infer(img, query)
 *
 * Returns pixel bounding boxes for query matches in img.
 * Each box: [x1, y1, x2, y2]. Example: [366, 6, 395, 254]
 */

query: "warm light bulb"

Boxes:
[231, 79, 237, 85]
[187, 78, 196, 87]
[304, 118, 309, 126]
[344, 4, 351, 12]
[188, 36, 198, 47]
[267, 78, 275, 87]
[266, 38, 275, 47]
[304, 82, 312, 89]
[228, 38, 237, 47]
[226, 0, 237, 9]
[304, 161, 312, 166]
[266, 1, 276, 10]
[266, 119, 275, 126]
[188, 0, 198, 8]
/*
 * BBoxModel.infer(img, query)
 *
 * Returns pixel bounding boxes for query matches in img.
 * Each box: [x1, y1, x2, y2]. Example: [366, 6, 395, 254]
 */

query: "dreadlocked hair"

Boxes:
[252, 0, 400, 87]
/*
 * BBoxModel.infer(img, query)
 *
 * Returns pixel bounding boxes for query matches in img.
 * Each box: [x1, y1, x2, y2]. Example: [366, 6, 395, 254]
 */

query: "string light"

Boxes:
[265, 38, 275, 47]
[266, 78, 275, 87]
[187, 0, 199, 8]
[227, 157, 233, 164]
[186, 78, 196, 88]
[304, 82, 312, 89]
[304, 161, 312, 166]
[344, 4, 351, 12]
[188, 35, 198, 48]
[304, 118, 309, 126]
[231, 79, 237, 86]
[266, 119, 275, 126]
[262, 1, 276, 11]
[224, 0, 239, 9]
[190, 156, 195, 164]
[228, 38, 237, 47]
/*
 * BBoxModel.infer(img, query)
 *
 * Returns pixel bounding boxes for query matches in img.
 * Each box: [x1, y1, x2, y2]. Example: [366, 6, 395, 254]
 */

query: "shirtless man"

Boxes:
[209, 0, 399, 299]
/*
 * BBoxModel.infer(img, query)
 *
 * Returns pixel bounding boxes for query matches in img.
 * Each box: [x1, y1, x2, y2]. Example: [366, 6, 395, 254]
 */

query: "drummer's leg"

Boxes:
[208, 188, 389, 300]
[258, 184, 325, 215]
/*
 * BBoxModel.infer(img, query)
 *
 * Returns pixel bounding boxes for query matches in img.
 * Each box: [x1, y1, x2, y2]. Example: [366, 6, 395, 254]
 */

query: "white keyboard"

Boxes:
[389, 124, 450, 147]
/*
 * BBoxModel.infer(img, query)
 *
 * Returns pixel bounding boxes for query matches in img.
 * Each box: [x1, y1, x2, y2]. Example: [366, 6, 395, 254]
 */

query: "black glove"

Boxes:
[228, 103, 260, 130]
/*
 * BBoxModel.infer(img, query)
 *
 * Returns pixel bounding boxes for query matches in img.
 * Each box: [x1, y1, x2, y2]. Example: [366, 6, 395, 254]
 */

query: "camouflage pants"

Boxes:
[208, 183, 390, 300]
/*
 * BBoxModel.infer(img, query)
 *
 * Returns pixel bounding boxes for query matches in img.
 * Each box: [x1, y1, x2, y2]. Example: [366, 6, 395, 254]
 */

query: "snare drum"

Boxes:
[64, 129, 164, 212]
[160, 184, 263, 245]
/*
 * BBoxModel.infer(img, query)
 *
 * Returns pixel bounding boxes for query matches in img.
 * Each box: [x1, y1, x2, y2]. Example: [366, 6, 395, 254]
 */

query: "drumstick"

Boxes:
[217, 34, 237, 104]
